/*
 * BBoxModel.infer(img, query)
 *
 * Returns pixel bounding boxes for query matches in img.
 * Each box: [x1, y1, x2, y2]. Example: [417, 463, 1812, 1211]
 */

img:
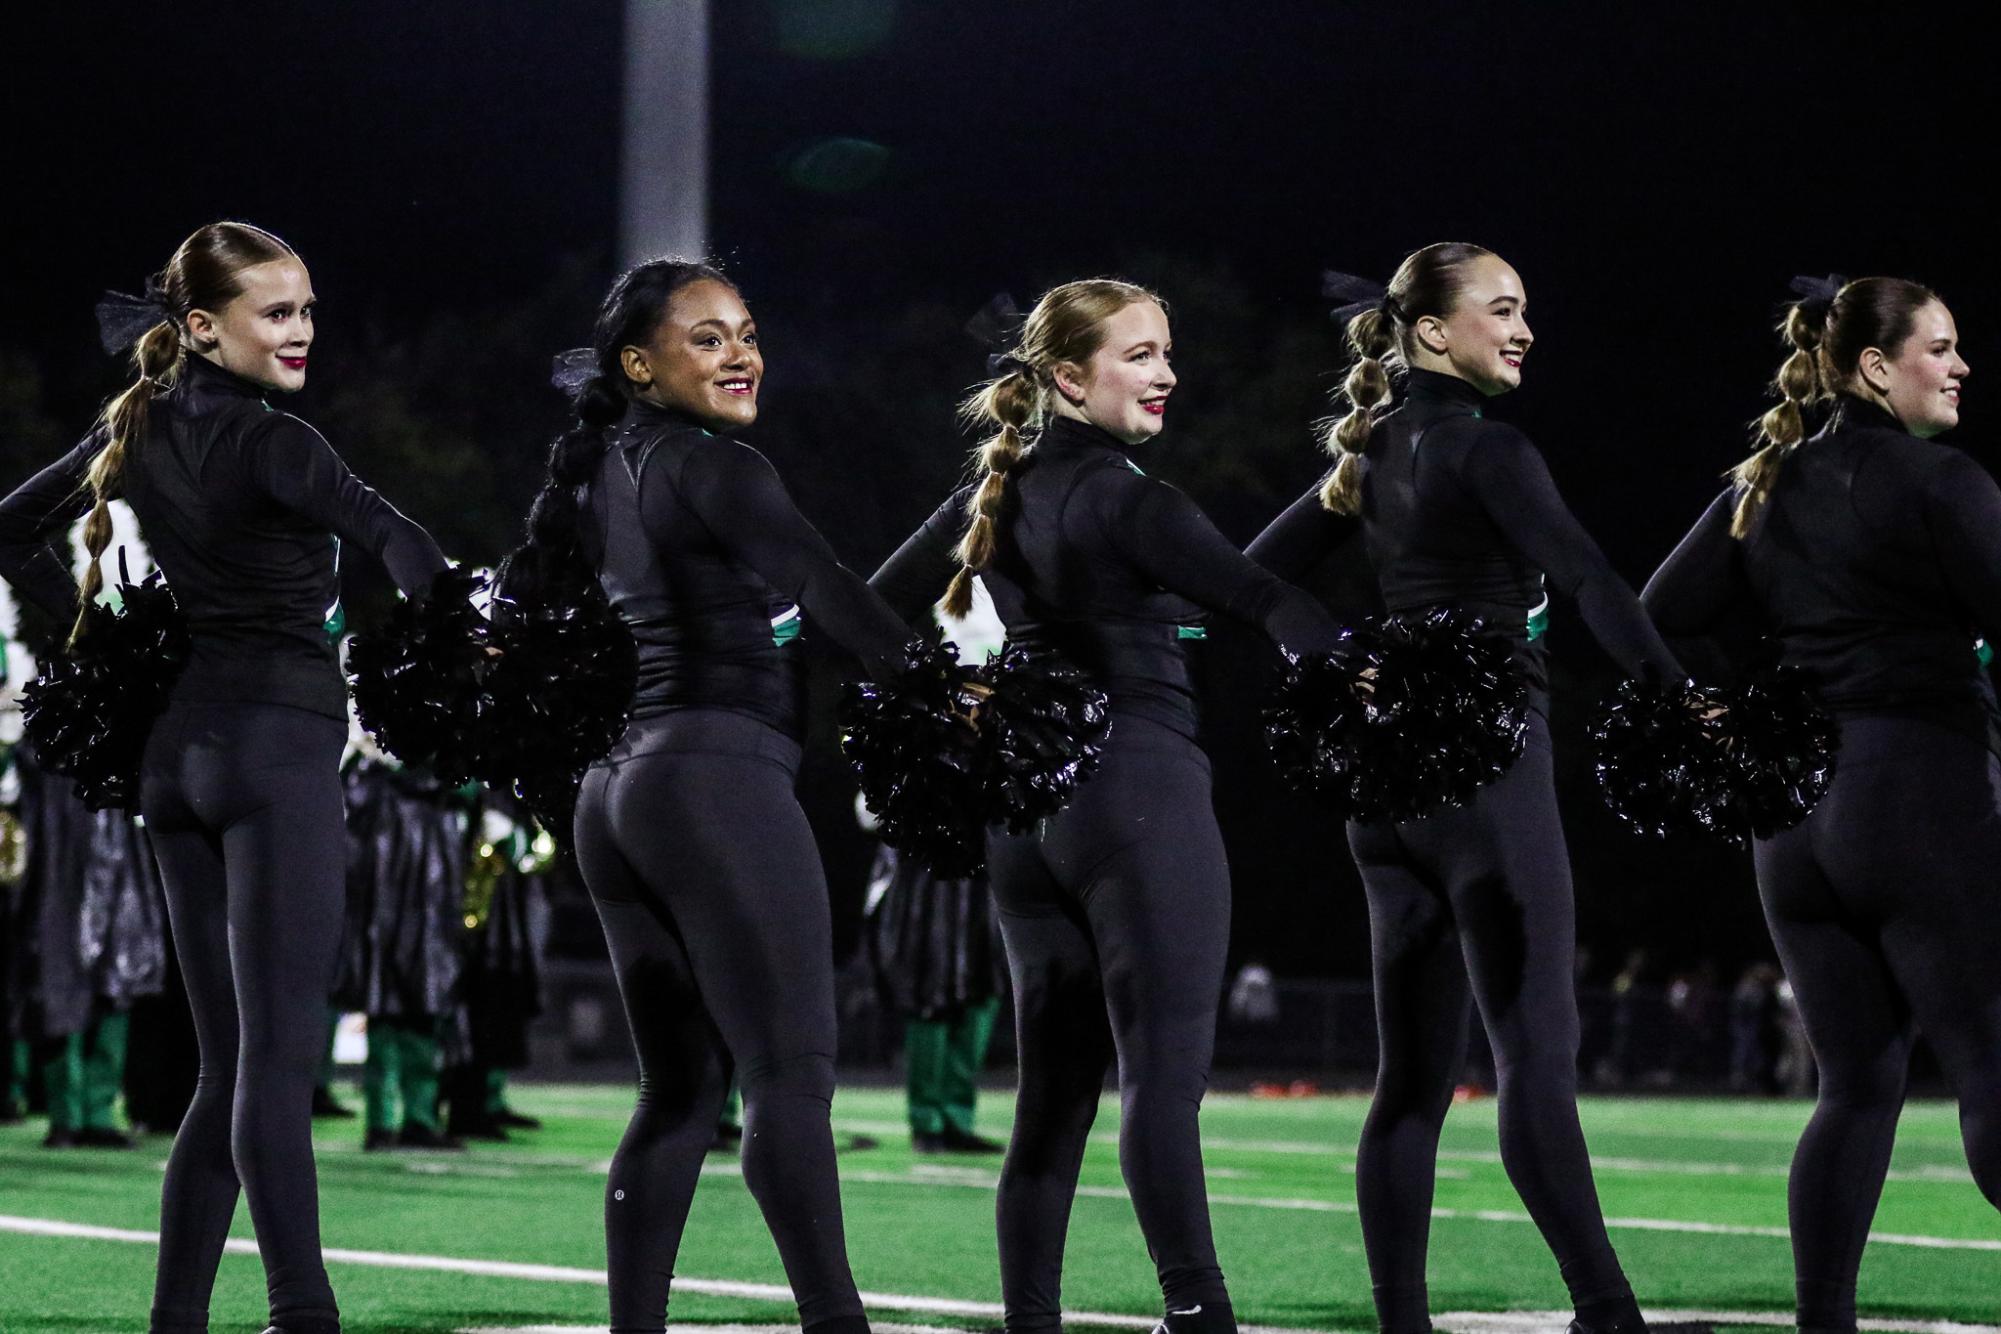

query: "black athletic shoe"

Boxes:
[937, 1126, 1004, 1154]
[711, 1121, 744, 1153]
[1150, 1301, 1238, 1334]
[397, 1123, 465, 1151]
[311, 1087, 357, 1119]
[75, 1126, 137, 1149]
[911, 1131, 948, 1154]
[363, 1128, 398, 1152]
[41, 1127, 78, 1149]
[494, 1106, 542, 1130]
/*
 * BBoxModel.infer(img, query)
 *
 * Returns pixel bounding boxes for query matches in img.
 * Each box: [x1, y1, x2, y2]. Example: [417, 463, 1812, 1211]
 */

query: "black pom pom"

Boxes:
[1720, 665, 1839, 840]
[480, 571, 639, 833]
[1264, 608, 1529, 822]
[1590, 676, 1735, 840]
[842, 640, 987, 877]
[347, 566, 492, 787]
[976, 646, 1113, 835]
[20, 572, 190, 811]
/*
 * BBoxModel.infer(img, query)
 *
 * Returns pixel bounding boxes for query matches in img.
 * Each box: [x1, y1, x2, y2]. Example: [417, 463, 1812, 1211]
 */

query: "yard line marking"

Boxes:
[1435, 1309, 1999, 1334]
[0, 1215, 1269, 1332]
[794, 1167, 2001, 1251]
[819, 1124, 1968, 1186]
[7, 1216, 1992, 1334]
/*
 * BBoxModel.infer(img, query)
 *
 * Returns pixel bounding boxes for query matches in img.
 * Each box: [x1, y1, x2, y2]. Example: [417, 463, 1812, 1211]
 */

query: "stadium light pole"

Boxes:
[620, 0, 709, 266]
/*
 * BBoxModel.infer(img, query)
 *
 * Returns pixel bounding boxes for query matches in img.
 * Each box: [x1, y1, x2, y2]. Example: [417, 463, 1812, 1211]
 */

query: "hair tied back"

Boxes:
[966, 291, 1028, 377]
[1788, 272, 1846, 324]
[550, 346, 598, 399]
[1322, 269, 1390, 329]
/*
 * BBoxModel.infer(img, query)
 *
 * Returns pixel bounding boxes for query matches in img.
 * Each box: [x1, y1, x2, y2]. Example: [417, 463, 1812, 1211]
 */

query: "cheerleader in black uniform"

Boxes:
[870, 280, 1343, 1334]
[509, 259, 940, 1334]
[1643, 276, 2000, 1333]
[0, 222, 447, 1334]
[1246, 244, 1681, 1334]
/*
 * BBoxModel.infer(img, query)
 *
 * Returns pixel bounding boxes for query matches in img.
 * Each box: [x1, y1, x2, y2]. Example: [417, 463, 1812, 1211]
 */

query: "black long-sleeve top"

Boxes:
[1246, 368, 1681, 704]
[578, 399, 916, 737]
[870, 413, 1342, 739]
[1643, 395, 2001, 747]
[0, 355, 447, 720]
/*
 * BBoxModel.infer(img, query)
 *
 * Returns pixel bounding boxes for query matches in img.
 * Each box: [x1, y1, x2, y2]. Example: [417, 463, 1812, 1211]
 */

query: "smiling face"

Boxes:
[1048, 299, 1176, 444]
[621, 277, 762, 430]
[1855, 299, 1968, 438]
[184, 258, 316, 392]
[1409, 254, 1533, 396]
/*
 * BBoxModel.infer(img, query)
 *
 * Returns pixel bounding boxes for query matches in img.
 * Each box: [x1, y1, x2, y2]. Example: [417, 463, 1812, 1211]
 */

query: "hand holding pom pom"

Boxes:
[346, 566, 494, 787]
[1264, 608, 1530, 822]
[1590, 675, 1734, 840]
[21, 570, 190, 811]
[842, 639, 990, 878]
[975, 646, 1113, 835]
[478, 563, 639, 832]
[1592, 666, 1837, 844]
[1719, 666, 1839, 841]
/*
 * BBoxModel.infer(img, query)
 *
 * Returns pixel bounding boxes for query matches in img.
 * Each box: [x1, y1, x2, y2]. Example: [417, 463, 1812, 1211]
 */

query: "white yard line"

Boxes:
[1434, 1309, 1999, 1334]
[7, 1215, 1990, 1332]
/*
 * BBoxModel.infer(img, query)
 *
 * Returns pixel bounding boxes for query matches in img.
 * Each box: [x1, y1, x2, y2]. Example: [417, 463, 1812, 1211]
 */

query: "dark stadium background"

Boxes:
[4, 2, 1994, 996]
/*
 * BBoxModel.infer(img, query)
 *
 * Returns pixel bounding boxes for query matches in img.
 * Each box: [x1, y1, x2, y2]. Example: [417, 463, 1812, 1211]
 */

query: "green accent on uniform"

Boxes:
[1124, 459, 1146, 476]
[325, 602, 347, 639]
[1526, 605, 1550, 642]
[772, 613, 802, 647]
[1176, 625, 1208, 641]
[905, 996, 1000, 1137]
[0, 630, 10, 680]
[1978, 639, 1993, 667]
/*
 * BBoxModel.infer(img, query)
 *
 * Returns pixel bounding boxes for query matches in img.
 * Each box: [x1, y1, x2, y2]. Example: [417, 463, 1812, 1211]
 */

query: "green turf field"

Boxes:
[1, 1085, 1995, 1333]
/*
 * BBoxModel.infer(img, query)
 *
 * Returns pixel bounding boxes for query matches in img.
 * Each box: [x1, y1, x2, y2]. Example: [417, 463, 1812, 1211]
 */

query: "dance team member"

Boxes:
[508, 258, 934, 1334]
[0, 221, 447, 1334]
[1643, 275, 2000, 1333]
[1247, 243, 1680, 1334]
[871, 279, 1343, 1334]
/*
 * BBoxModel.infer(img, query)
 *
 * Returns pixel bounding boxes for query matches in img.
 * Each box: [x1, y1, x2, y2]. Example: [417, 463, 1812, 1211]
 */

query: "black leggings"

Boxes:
[986, 715, 1232, 1333]
[142, 702, 349, 1334]
[1346, 713, 1631, 1334]
[572, 709, 866, 1334]
[1754, 716, 2001, 1332]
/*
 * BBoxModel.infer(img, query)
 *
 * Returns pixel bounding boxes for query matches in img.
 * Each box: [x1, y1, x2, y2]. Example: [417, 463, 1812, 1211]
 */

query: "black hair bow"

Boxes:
[94, 280, 174, 357]
[1323, 270, 1395, 328]
[1788, 273, 1846, 322]
[966, 292, 1029, 378]
[550, 347, 598, 398]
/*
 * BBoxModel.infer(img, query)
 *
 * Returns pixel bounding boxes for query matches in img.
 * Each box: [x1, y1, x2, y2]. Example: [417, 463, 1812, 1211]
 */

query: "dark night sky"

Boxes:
[5, 3, 1995, 979]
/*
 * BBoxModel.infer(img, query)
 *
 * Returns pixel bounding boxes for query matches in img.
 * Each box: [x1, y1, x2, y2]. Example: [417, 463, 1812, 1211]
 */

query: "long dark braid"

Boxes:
[506, 258, 734, 601]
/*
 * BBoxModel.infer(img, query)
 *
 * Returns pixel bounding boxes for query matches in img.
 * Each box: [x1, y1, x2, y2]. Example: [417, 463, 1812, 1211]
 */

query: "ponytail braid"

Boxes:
[1318, 306, 1397, 515]
[945, 368, 1038, 618]
[1730, 301, 1825, 538]
[512, 375, 626, 599]
[942, 277, 1160, 619]
[74, 319, 184, 644]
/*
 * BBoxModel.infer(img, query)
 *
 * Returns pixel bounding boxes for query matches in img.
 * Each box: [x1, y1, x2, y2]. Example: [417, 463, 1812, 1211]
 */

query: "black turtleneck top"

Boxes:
[869, 413, 1341, 738]
[577, 400, 915, 736]
[0, 354, 446, 720]
[1643, 395, 2001, 746]
[1247, 368, 1681, 700]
